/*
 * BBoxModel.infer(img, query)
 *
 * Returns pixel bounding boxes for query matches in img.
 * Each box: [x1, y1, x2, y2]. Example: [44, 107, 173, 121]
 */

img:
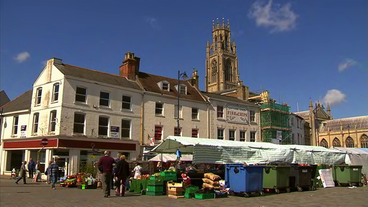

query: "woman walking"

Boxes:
[115, 155, 130, 196]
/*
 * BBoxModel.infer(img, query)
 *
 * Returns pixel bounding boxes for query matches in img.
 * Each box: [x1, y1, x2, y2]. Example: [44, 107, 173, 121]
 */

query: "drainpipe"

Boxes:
[140, 92, 145, 159]
[207, 98, 211, 138]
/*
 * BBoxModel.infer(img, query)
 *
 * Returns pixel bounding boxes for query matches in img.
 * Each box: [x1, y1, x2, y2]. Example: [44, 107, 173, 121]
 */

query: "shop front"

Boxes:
[0, 137, 140, 176]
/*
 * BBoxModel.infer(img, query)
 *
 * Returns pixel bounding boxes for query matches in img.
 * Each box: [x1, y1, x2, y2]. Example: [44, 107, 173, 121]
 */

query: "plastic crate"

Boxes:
[184, 192, 195, 198]
[146, 191, 164, 196]
[194, 193, 215, 199]
[185, 185, 199, 194]
[147, 185, 164, 192]
[160, 171, 177, 181]
[148, 179, 164, 186]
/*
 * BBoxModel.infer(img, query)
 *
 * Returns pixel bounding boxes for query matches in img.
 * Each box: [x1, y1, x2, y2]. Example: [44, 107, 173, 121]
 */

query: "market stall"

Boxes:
[151, 136, 347, 165]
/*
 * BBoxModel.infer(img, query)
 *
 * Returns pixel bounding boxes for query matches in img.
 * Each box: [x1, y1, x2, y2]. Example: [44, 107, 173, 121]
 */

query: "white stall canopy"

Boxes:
[151, 136, 346, 165]
[149, 154, 193, 162]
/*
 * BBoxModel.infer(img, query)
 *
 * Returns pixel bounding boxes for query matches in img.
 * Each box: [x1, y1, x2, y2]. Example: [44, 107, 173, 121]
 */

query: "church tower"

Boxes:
[205, 18, 240, 92]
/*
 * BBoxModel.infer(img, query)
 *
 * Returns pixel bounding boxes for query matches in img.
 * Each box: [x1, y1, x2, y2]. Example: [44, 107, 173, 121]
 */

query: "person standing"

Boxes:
[132, 162, 142, 180]
[50, 160, 59, 189]
[15, 161, 27, 184]
[27, 158, 36, 179]
[115, 155, 130, 196]
[45, 160, 52, 184]
[97, 151, 116, 198]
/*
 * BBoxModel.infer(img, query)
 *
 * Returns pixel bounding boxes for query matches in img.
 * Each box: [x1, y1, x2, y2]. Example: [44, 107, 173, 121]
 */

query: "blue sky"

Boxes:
[0, 0, 367, 119]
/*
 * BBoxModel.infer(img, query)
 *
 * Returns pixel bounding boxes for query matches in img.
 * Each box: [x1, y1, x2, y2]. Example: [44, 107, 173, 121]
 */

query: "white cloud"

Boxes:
[14, 51, 30, 63]
[145, 17, 161, 30]
[41, 60, 47, 66]
[248, 0, 298, 33]
[322, 89, 346, 106]
[338, 58, 357, 72]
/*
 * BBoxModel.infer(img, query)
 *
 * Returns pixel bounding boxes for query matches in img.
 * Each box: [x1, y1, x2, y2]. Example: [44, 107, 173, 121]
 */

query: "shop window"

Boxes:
[75, 87, 87, 103]
[154, 126, 162, 141]
[217, 128, 224, 140]
[250, 131, 256, 142]
[192, 129, 198, 138]
[229, 129, 235, 141]
[73, 113, 85, 134]
[240, 130, 246, 142]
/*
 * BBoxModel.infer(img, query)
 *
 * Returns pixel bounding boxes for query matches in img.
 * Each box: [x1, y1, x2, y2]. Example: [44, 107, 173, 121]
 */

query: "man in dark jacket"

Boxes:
[115, 155, 130, 196]
[97, 151, 116, 198]
[27, 158, 36, 178]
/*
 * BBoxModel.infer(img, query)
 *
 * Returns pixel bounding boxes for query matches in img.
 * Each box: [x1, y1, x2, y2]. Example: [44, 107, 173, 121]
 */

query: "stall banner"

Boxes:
[226, 105, 249, 124]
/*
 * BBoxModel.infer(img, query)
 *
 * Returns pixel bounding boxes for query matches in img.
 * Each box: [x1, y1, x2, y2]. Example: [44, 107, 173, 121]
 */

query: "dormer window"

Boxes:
[158, 81, 170, 91]
[175, 84, 187, 95]
[162, 82, 169, 91]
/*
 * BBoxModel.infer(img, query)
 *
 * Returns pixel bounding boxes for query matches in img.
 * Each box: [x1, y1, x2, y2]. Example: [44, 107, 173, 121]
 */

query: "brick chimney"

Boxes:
[236, 83, 249, 101]
[119, 52, 140, 80]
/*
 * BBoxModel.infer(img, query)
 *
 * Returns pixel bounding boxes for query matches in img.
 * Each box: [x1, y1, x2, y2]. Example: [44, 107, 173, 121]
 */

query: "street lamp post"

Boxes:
[177, 70, 187, 136]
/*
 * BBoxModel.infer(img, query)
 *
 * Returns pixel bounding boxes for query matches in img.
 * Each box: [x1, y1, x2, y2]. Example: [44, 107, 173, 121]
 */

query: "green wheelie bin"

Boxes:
[263, 165, 291, 193]
[333, 165, 363, 187]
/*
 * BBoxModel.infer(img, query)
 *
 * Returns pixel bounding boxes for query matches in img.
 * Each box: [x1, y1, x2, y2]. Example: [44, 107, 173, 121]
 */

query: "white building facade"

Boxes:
[1, 58, 142, 176]
[289, 113, 305, 145]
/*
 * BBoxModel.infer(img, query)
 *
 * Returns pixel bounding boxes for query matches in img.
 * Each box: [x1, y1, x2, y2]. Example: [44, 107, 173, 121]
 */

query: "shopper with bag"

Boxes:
[115, 155, 130, 196]
[15, 161, 27, 185]
[97, 151, 116, 198]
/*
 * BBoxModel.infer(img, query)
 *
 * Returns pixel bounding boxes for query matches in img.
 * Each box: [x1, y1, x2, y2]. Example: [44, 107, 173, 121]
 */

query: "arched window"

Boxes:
[332, 138, 341, 147]
[345, 136, 354, 148]
[320, 139, 328, 148]
[224, 59, 232, 82]
[360, 134, 368, 148]
[211, 60, 217, 83]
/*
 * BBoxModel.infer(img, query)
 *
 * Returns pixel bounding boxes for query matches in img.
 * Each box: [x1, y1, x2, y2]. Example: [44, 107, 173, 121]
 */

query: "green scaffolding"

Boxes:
[261, 102, 292, 144]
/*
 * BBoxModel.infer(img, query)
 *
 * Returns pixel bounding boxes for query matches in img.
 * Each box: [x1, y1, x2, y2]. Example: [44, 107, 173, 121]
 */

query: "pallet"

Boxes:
[168, 194, 185, 199]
